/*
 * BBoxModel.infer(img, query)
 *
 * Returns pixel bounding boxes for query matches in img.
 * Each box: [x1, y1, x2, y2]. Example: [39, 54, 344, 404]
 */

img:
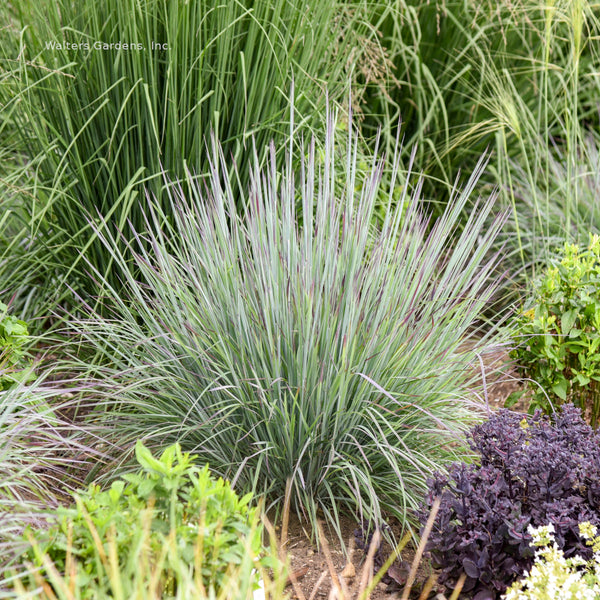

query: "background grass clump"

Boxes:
[0, 0, 380, 317]
[362, 0, 600, 301]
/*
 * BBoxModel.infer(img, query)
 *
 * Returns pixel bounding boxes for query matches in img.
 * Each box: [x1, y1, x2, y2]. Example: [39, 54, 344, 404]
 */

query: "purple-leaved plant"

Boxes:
[419, 405, 600, 599]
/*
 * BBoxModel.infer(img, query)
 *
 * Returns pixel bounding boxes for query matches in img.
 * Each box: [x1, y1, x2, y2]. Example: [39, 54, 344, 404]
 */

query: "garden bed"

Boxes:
[286, 345, 526, 600]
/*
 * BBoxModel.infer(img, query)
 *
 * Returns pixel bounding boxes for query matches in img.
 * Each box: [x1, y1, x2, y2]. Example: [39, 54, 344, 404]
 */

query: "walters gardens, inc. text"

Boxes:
[44, 40, 169, 51]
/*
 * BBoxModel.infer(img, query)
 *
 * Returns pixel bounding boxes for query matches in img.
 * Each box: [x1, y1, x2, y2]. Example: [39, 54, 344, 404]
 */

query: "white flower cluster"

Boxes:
[502, 523, 600, 600]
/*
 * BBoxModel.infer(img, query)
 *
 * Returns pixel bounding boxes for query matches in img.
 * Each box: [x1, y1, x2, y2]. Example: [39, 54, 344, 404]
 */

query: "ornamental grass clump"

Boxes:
[364, 0, 600, 307]
[0, 0, 375, 311]
[510, 234, 600, 425]
[70, 113, 506, 537]
[419, 405, 600, 599]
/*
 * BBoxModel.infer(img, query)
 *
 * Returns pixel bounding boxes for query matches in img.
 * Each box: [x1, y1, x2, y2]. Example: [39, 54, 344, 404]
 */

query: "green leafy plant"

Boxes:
[0, 302, 33, 389]
[12, 527, 283, 600]
[64, 111, 507, 539]
[510, 235, 600, 424]
[13, 441, 272, 597]
[503, 523, 600, 600]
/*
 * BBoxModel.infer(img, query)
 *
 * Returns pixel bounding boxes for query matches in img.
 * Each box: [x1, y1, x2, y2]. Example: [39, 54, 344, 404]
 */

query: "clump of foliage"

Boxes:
[419, 405, 600, 599]
[503, 523, 600, 600]
[510, 235, 600, 425]
[66, 111, 506, 538]
[15, 441, 270, 597]
[0, 302, 33, 389]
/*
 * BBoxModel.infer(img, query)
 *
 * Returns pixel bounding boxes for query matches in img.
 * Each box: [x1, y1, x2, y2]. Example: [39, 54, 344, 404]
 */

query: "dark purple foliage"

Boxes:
[354, 520, 393, 583]
[418, 404, 600, 597]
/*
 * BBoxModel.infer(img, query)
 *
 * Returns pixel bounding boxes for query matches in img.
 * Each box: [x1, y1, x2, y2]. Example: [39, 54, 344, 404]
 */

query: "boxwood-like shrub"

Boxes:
[419, 405, 600, 599]
[510, 235, 600, 426]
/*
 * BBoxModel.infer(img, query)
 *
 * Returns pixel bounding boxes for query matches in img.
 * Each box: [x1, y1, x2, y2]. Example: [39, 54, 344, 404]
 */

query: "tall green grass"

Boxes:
[0, 0, 376, 316]
[492, 132, 600, 294]
[64, 113, 507, 539]
[483, 0, 600, 282]
[362, 0, 533, 196]
[365, 0, 600, 289]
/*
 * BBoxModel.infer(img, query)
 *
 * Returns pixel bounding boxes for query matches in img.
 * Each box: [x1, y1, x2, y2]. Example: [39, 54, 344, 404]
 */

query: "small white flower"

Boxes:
[502, 523, 600, 600]
[253, 577, 265, 600]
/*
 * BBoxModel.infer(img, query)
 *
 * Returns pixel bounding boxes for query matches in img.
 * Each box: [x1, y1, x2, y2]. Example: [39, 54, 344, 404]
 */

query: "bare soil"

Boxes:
[281, 512, 439, 600]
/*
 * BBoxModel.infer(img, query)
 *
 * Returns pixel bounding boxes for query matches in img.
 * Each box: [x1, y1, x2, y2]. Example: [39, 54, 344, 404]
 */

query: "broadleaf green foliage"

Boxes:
[16, 441, 265, 597]
[511, 235, 600, 425]
[0, 0, 374, 311]
[0, 302, 33, 390]
[69, 112, 507, 539]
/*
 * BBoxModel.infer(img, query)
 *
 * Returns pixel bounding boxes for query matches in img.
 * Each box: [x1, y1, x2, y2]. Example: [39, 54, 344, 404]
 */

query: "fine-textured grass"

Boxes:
[361, 0, 538, 196]
[483, 0, 600, 283]
[0, 385, 82, 507]
[363, 0, 600, 301]
[493, 131, 600, 292]
[63, 113, 507, 540]
[0, 377, 112, 577]
[0, 0, 378, 316]
[365, 0, 600, 188]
